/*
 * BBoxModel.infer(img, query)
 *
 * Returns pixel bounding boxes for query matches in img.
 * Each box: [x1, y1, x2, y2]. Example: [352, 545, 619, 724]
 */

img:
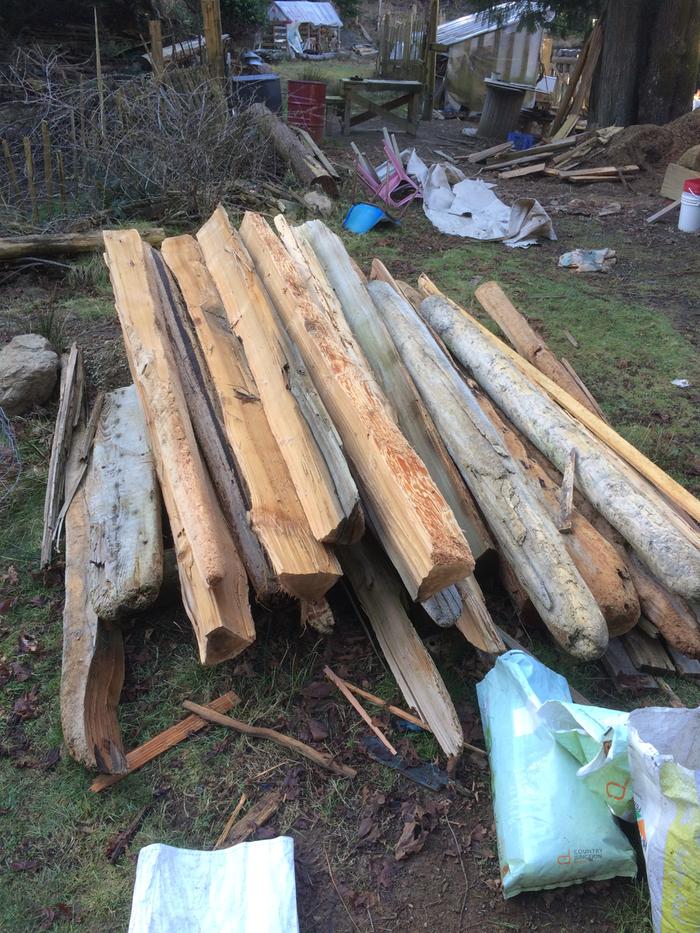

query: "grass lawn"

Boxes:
[0, 185, 698, 931]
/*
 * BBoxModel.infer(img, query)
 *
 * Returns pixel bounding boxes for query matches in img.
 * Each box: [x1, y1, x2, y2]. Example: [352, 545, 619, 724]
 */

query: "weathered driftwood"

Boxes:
[240, 211, 473, 601]
[298, 221, 492, 562]
[340, 535, 464, 758]
[420, 275, 700, 528]
[104, 230, 255, 664]
[148, 245, 276, 601]
[419, 292, 700, 601]
[195, 208, 362, 545]
[475, 390, 639, 637]
[0, 228, 164, 262]
[61, 425, 126, 773]
[421, 585, 463, 627]
[370, 280, 608, 660]
[249, 103, 338, 197]
[161, 232, 341, 602]
[85, 386, 163, 621]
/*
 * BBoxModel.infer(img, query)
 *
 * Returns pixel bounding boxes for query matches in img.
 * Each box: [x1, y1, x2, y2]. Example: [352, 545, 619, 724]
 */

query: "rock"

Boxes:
[0, 334, 60, 415]
[679, 144, 700, 172]
[303, 190, 333, 216]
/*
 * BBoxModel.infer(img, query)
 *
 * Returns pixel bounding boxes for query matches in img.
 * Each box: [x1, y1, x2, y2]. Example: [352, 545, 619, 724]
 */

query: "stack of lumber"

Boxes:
[52, 207, 700, 776]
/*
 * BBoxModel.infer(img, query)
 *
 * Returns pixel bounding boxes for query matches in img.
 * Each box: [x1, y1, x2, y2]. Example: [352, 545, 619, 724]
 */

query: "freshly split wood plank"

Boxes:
[103, 230, 255, 665]
[467, 141, 513, 163]
[214, 793, 248, 849]
[646, 199, 681, 224]
[474, 281, 597, 414]
[370, 280, 609, 660]
[194, 209, 362, 545]
[296, 222, 491, 562]
[160, 233, 341, 602]
[454, 578, 506, 655]
[623, 628, 676, 674]
[339, 535, 464, 757]
[85, 385, 163, 620]
[61, 425, 126, 774]
[225, 791, 282, 846]
[148, 246, 276, 601]
[560, 358, 607, 422]
[498, 162, 547, 180]
[240, 212, 473, 601]
[90, 692, 239, 792]
[418, 280, 700, 593]
[474, 391, 639, 637]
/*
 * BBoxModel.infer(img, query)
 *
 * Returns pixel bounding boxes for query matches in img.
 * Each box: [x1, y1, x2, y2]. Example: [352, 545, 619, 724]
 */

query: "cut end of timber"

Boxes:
[416, 554, 475, 603]
[278, 569, 343, 604]
[325, 500, 365, 546]
[202, 627, 255, 667]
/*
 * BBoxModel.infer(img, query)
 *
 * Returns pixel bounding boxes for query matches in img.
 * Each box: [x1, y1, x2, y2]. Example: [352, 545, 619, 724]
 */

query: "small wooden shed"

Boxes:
[266, 1, 343, 55]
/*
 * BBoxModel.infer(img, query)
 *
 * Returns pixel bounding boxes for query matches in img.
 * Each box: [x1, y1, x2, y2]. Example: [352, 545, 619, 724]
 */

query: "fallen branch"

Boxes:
[213, 793, 248, 849]
[0, 229, 164, 262]
[324, 665, 397, 755]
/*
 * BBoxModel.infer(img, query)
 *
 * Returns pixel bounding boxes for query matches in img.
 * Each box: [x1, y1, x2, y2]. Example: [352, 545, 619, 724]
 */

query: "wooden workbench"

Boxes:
[341, 78, 423, 136]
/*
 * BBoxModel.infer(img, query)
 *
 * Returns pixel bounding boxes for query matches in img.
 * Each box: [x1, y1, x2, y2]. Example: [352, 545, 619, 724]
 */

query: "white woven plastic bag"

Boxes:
[477, 650, 637, 898]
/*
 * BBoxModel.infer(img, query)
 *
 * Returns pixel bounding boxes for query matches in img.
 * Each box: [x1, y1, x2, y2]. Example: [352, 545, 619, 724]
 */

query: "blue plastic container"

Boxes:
[507, 131, 536, 151]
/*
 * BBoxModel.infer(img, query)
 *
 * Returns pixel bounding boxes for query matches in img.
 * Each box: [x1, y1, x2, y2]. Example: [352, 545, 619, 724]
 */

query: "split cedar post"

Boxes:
[90, 692, 239, 792]
[148, 19, 165, 82]
[195, 209, 363, 546]
[94, 7, 106, 138]
[103, 230, 255, 664]
[369, 280, 609, 660]
[2, 139, 20, 198]
[84, 386, 163, 621]
[161, 233, 341, 601]
[418, 277, 700, 584]
[40, 120, 53, 211]
[23, 137, 38, 223]
[240, 211, 473, 601]
[422, 0, 439, 120]
[339, 534, 464, 757]
[201, 0, 225, 81]
[62, 422, 126, 773]
[56, 151, 67, 209]
[0, 229, 165, 262]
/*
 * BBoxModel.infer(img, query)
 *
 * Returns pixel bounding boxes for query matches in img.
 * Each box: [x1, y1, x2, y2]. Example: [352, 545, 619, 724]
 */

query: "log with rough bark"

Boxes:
[195, 208, 363, 545]
[340, 534, 464, 758]
[297, 221, 492, 562]
[418, 291, 700, 601]
[474, 281, 600, 415]
[0, 228, 164, 262]
[160, 232, 341, 602]
[85, 385, 163, 620]
[369, 280, 609, 660]
[148, 245, 276, 601]
[103, 230, 255, 665]
[61, 425, 126, 773]
[240, 211, 473, 602]
[249, 103, 338, 197]
[474, 390, 639, 637]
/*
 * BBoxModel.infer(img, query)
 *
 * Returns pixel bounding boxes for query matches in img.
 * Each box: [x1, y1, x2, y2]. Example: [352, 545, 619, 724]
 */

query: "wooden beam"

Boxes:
[194, 210, 362, 545]
[370, 280, 609, 660]
[148, 20, 165, 81]
[623, 628, 675, 674]
[0, 229, 165, 262]
[161, 233, 341, 602]
[418, 276, 700, 561]
[240, 212, 473, 601]
[498, 162, 547, 180]
[85, 386, 163, 620]
[104, 230, 255, 665]
[200, 0, 224, 81]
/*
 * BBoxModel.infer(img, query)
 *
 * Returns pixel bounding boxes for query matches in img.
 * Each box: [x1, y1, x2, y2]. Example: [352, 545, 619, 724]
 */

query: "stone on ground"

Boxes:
[0, 334, 60, 415]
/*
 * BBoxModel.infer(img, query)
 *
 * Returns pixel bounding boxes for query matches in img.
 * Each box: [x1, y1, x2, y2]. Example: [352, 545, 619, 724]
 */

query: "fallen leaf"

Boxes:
[376, 856, 393, 888]
[301, 681, 333, 700]
[13, 687, 40, 720]
[9, 660, 31, 682]
[29, 595, 48, 608]
[0, 597, 16, 615]
[38, 903, 77, 929]
[308, 718, 328, 742]
[394, 798, 448, 861]
[105, 806, 149, 863]
[5, 566, 18, 586]
[10, 858, 40, 872]
[42, 747, 61, 770]
[18, 633, 40, 654]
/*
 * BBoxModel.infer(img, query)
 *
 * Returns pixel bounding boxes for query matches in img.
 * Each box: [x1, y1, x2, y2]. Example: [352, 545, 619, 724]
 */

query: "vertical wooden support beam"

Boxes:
[23, 137, 38, 223]
[41, 120, 53, 212]
[2, 139, 20, 199]
[56, 150, 67, 210]
[201, 0, 225, 82]
[149, 19, 165, 82]
[94, 7, 106, 138]
[423, 0, 439, 120]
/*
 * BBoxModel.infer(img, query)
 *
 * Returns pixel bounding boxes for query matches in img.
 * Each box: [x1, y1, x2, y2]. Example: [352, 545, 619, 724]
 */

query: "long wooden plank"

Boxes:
[498, 162, 547, 180]
[160, 233, 341, 602]
[103, 231, 255, 664]
[340, 535, 464, 757]
[240, 211, 473, 601]
[418, 275, 700, 532]
[85, 385, 163, 620]
[602, 637, 658, 692]
[623, 628, 675, 674]
[61, 424, 126, 773]
[90, 692, 239, 792]
[193, 211, 362, 545]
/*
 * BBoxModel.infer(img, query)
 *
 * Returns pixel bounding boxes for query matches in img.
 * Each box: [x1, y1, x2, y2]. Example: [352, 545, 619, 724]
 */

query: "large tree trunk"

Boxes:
[589, 0, 650, 126]
[638, 0, 700, 123]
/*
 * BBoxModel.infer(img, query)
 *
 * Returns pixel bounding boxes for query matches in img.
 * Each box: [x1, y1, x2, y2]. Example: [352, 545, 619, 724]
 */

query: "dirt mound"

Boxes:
[598, 109, 700, 172]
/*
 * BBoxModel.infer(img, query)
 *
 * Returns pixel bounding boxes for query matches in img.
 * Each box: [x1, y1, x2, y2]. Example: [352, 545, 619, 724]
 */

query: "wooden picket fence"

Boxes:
[376, 7, 429, 82]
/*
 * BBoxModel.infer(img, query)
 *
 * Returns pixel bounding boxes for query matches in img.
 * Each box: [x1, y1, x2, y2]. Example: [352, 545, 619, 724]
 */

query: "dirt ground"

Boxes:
[1, 110, 699, 932]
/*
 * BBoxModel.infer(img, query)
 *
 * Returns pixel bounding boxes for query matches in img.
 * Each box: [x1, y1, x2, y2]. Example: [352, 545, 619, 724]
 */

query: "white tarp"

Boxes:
[128, 837, 299, 933]
[405, 151, 556, 247]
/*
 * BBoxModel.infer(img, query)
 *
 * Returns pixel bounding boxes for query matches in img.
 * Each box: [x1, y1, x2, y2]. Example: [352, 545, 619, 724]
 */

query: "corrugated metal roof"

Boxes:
[267, 1, 343, 27]
[437, 2, 533, 47]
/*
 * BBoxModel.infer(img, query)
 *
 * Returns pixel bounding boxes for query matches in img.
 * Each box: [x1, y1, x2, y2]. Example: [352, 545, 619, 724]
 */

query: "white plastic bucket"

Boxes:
[678, 179, 700, 233]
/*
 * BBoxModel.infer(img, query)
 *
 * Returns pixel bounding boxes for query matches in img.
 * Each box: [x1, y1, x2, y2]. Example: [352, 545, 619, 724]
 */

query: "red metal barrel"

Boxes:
[287, 79, 326, 143]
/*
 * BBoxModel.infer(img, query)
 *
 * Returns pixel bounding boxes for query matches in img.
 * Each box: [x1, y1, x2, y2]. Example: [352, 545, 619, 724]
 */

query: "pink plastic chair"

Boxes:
[351, 132, 422, 209]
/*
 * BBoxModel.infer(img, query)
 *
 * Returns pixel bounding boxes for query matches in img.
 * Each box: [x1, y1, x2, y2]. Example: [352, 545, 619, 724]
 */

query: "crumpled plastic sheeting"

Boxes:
[128, 837, 299, 933]
[558, 248, 617, 272]
[406, 151, 556, 248]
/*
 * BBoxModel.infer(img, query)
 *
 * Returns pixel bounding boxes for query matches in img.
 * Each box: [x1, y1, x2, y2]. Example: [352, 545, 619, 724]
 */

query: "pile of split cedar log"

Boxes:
[50, 207, 700, 776]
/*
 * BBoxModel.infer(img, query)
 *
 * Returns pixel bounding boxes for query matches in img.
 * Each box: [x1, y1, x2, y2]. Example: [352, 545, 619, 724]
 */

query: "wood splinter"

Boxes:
[324, 665, 397, 755]
[558, 448, 577, 533]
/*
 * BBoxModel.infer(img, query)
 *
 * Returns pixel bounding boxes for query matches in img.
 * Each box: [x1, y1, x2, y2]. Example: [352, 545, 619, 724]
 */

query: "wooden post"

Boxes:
[2, 139, 20, 199]
[201, 0, 225, 82]
[56, 150, 67, 210]
[148, 19, 165, 82]
[423, 0, 439, 120]
[94, 7, 106, 138]
[41, 120, 53, 212]
[23, 137, 38, 223]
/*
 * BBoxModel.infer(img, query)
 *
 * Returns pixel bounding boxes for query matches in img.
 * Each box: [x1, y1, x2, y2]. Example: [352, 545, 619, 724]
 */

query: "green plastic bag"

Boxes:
[477, 651, 637, 898]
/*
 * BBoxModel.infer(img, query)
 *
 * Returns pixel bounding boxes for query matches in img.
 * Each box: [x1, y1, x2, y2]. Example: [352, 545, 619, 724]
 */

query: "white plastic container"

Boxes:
[678, 178, 700, 233]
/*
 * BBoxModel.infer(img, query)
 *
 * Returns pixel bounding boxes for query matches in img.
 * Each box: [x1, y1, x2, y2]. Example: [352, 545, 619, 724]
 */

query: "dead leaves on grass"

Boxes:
[394, 798, 450, 861]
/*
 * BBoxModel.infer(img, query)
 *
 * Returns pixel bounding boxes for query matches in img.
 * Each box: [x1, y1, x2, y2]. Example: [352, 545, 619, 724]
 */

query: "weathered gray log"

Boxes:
[85, 386, 163, 621]
[419, 294, 700, 601]
[370, 280, 608, 660]
[0, 228, 165, 262]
